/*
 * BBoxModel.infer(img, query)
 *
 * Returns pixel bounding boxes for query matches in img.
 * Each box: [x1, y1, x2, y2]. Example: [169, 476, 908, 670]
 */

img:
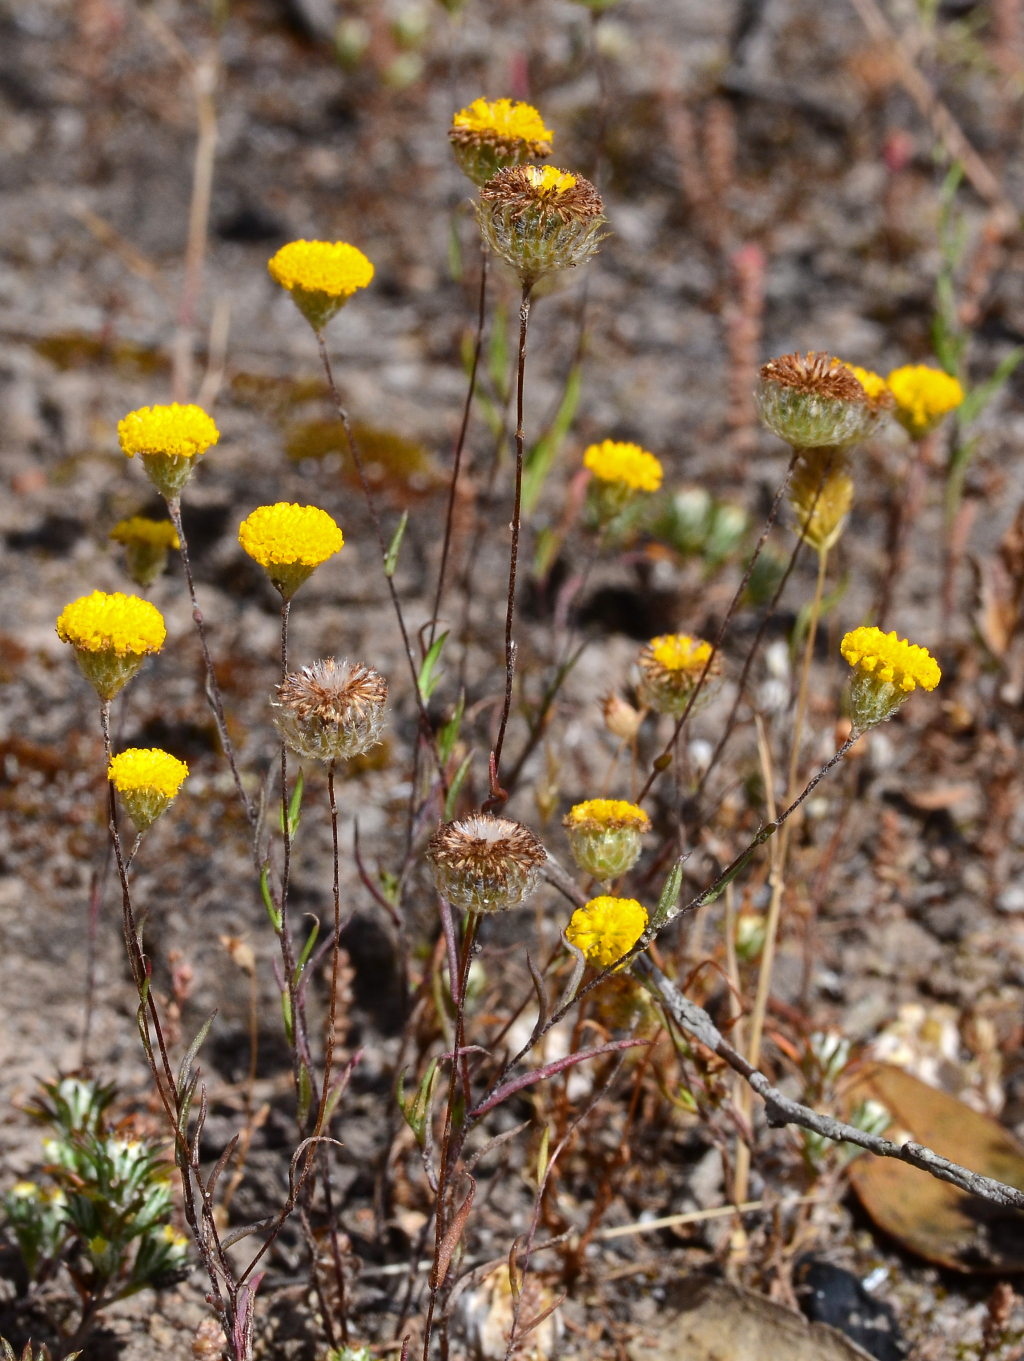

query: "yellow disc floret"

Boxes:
[238, 503, 344, 568]
[841, 627, 941, 693]
[886, 365, 963, 437]
[584, 440, 663, 492]
[109, 517, 180, 548]
[650, 634, 712, 673]
[56, 591, 166, 656]
[268, 241, 374, 300]
[566, 799, 650, 830]
[523, 165, 577, 195]
[452, 97, 552, 145]
[565, 896, 649, 968]
[108, 748, 189, 798]
[117, 405, 219, 460]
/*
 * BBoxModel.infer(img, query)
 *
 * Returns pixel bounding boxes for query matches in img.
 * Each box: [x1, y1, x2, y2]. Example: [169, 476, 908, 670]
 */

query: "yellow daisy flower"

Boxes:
[268, 240, 374, 332]
[565, 896, 648, 968]
[841, 626, 941, 730]
[56, 591, 166, 699]
[238, 503, 344, 599]
[108, 747, 188, 832]
[886, 365, 963, 438]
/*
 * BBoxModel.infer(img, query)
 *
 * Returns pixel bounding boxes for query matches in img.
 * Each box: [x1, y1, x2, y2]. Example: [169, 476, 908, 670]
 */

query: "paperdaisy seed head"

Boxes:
[117, 404, 219, 498]
[886, 364, 963, 439]
[238, 503, 344, 598]
[427, 814, 547, 913]
[268, 240, 374, 332]
[274, 658, 387, 764]
[56, 591, 166, 698]
[110, 516, 180, 587]
[478, 164, 606, 286]
[788, 448, 854, 553]
[450, 97, 553, 186]
[638, 633, 720, 716]
[564, 800, 651, 881]
[565, 895, 648, 969]
[756, 351, 874, 449]
[108, 747, 188, 832]
[841, 626, 941, 730]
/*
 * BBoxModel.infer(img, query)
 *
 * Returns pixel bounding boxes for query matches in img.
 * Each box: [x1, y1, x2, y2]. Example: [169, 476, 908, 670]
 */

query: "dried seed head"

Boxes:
[478, 165, 606, 286]
[756, 351, 874, 449]
[274, 658, 387, 764]
[427, 814, 547, 913]
[788, 448, 855, 553]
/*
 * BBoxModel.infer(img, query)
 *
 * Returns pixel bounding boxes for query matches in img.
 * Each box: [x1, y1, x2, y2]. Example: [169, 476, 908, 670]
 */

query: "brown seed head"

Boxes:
[479, 165, 603, 224]
[427, 814, 547, 913]
[760, 351, 867, 404]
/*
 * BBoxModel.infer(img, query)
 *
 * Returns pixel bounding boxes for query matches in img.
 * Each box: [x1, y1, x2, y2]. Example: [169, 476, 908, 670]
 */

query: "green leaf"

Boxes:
[260, 862, 282, 933]
[488, 301, 510, 402]
[444, 750, 473, 821]
[384, 509, 409, 578]
[396, 1058, 441, 1147]
[448, 217, 463, 283]
[438, 689, 465, 765]
[297, 1062, 312, 1124]
[281, 988, 293, 1044]
[521, 364, 582, 517]
[177, 1011, 216, 1099]
[279, 768, 303, 839]
[536, 1125, 550, 1186]
[379, 867, 400, 906]
[791, 572, 850, 659]
[957, 347, 1024, 427]
[418, 630, 449, 703]
[293, 915, 321, 985]
[650, 856, 686, 931]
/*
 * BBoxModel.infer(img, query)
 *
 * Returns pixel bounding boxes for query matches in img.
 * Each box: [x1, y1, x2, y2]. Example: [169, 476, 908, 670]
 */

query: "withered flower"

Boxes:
[427, 814, 546, 913]
[274, 658, 387, 764]
[478, 165, 606, 287]
[756, 351, 873, 449]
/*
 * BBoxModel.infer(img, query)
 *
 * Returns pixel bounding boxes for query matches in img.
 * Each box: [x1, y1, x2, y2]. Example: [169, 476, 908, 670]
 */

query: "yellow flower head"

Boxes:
[583, 440, 663, 492]
[842, 364, 894, 413]
[117, 405, 219, 461]
[268, 240, 374, 300]
[56, 591, 166, 656]
[566, 799, 650, 831]
[566, 896, 648, 968]
[841, 627, 941, 693]
[886, 365, 963, 437]
[239, 503, 344, 598]
[109, 517, 180, 549]
[650, 634, 712, 673]
[452, 98, 552, 145]
[108, 748, 189, 798]
[522, 164, 577, 196]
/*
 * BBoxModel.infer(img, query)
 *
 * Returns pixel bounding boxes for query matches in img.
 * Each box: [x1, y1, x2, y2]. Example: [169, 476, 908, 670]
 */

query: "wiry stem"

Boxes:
[486, 283, 532, 804]
[315, 334, 448, 793]
[166, 497, 252, 822]
[429, 243, 488, 651]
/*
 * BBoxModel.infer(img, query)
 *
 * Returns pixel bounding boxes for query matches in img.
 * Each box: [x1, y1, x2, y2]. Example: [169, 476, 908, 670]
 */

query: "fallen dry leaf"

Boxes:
[902, 783, 976, 811]
[844, 1062, 1024, 1271]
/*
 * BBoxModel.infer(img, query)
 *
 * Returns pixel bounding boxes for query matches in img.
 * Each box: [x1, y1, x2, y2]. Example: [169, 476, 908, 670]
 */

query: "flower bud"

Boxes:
[478, 165, 606, 287]
[564, 799, 650, 881]
[274, 658, 387, 764]
[756, 351, 873, 449]
[427, 814, 546, 913]
[602, 692, 643, 742]
[841, 627, 941, 731]
[637, 633, 720, 717]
